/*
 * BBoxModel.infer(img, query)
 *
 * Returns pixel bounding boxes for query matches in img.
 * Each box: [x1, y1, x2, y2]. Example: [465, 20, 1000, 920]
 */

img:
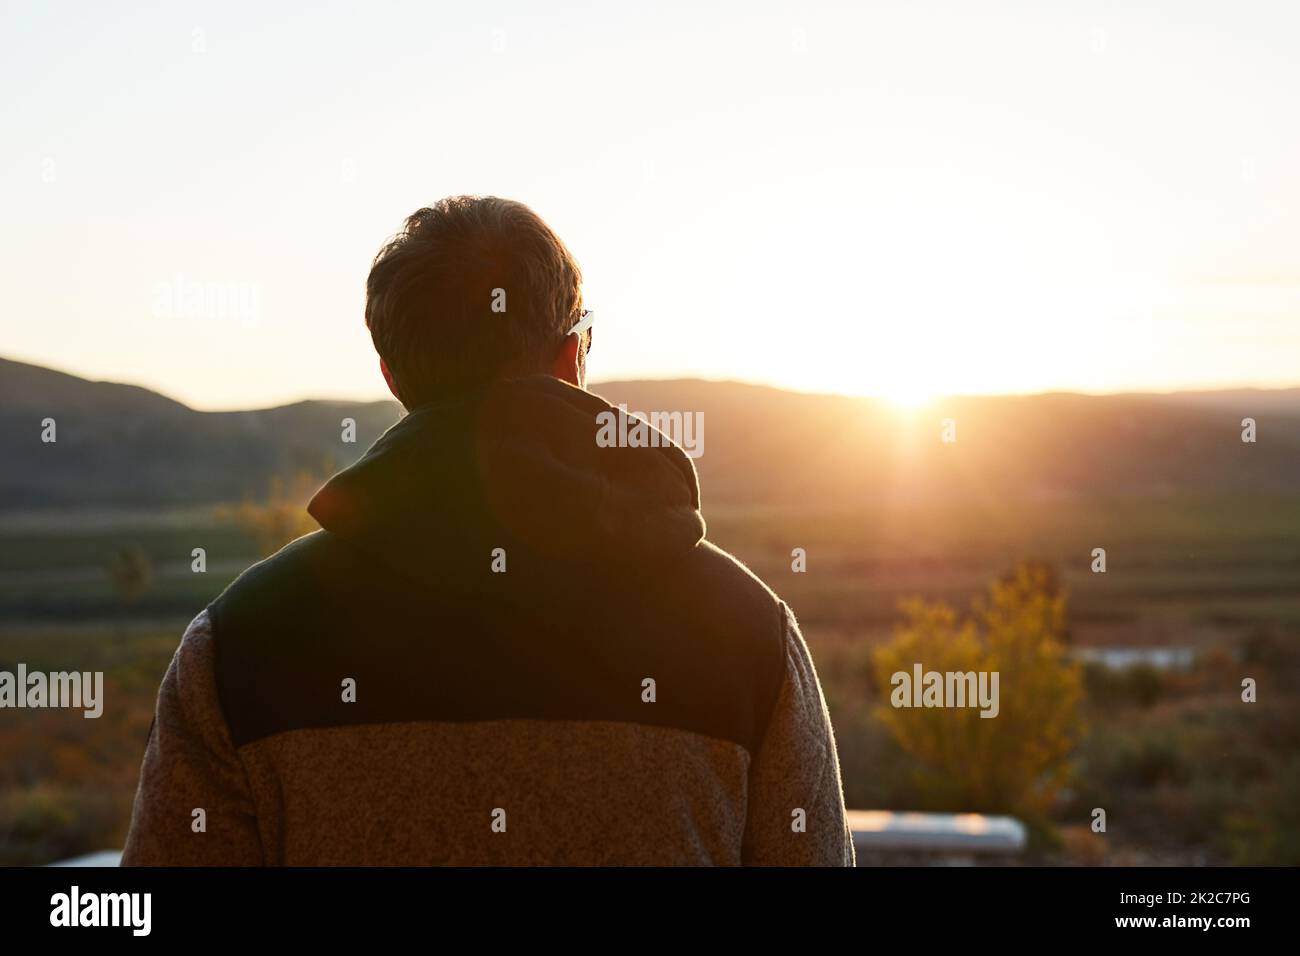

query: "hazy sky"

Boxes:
[3, 1, 1298, 409]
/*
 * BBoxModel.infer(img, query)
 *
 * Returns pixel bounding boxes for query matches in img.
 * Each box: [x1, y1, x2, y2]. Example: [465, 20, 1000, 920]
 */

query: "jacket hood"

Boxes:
[308, 375, 705, 582]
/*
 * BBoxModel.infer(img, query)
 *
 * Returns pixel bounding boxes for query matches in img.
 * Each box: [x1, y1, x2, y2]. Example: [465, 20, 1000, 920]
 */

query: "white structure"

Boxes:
[848, 810, 1026, 864]
[48, 850, 122, 867]
[51, 814, 1027, 867]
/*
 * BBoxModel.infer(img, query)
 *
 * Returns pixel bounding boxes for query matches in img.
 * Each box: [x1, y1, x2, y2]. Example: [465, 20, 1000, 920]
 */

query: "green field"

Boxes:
[2, 494, 1298, 864]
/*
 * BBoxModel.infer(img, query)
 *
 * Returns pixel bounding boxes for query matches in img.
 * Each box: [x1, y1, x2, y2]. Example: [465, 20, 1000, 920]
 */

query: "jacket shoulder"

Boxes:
[208, 530, 364, 622]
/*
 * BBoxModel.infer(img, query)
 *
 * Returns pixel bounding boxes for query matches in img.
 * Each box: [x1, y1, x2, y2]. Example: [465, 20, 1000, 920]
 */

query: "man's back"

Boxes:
[123, 375, 853, 865]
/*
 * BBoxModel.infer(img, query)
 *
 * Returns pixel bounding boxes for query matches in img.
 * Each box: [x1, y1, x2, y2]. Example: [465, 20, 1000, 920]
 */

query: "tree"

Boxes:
[873, 561, 1083, 822]
[220, 472, 321, 557]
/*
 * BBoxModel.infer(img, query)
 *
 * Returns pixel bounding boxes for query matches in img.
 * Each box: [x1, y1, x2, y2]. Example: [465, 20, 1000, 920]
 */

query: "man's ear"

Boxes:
[379, 358, 403, 404]
[551, 333, 585, 389]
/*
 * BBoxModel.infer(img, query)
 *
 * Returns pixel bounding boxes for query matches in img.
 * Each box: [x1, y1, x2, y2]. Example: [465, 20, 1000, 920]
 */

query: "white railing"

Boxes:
[48, 812, 1027, 867]
[48, 850, 122, 867]
[848, 810, 1026, 864]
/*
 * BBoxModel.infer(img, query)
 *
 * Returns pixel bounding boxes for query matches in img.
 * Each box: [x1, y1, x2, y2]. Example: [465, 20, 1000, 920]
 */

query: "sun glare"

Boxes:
[882, 385, 935, 411]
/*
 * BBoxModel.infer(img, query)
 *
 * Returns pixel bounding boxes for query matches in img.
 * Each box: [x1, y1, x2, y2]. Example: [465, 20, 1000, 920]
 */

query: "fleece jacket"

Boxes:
[122, 374, 854, 866]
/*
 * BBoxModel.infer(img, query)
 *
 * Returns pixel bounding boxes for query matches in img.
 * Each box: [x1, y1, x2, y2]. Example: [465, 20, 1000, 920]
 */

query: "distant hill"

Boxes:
[1, 357, 1297, 511]
[0, 358, 401, 509]
[596, 379, 1300, 509]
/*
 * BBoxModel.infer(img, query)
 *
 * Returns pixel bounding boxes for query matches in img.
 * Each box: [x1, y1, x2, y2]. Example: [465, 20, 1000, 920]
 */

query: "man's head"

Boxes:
[365, 196, 587, 409]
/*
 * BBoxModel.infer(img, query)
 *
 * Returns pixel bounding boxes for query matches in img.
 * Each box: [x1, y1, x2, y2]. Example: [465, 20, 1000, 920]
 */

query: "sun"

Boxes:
[873, 367, 939, 410]
[881, 383, 936, 411]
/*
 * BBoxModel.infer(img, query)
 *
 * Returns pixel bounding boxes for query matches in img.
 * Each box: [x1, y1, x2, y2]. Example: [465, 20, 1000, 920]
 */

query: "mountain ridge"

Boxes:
[2, 356, 1297, 511]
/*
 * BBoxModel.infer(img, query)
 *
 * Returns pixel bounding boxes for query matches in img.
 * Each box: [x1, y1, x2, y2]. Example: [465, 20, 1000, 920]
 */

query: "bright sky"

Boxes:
[2, 0, 1298, 410]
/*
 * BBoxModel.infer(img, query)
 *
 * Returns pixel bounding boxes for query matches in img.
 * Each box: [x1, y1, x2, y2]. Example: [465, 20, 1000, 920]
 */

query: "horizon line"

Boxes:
[5, 352, 1300, 415]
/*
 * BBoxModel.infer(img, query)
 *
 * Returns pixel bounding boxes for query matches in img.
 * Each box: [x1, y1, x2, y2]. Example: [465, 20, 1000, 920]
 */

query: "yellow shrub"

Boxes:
[873, 561, 1083, 820]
